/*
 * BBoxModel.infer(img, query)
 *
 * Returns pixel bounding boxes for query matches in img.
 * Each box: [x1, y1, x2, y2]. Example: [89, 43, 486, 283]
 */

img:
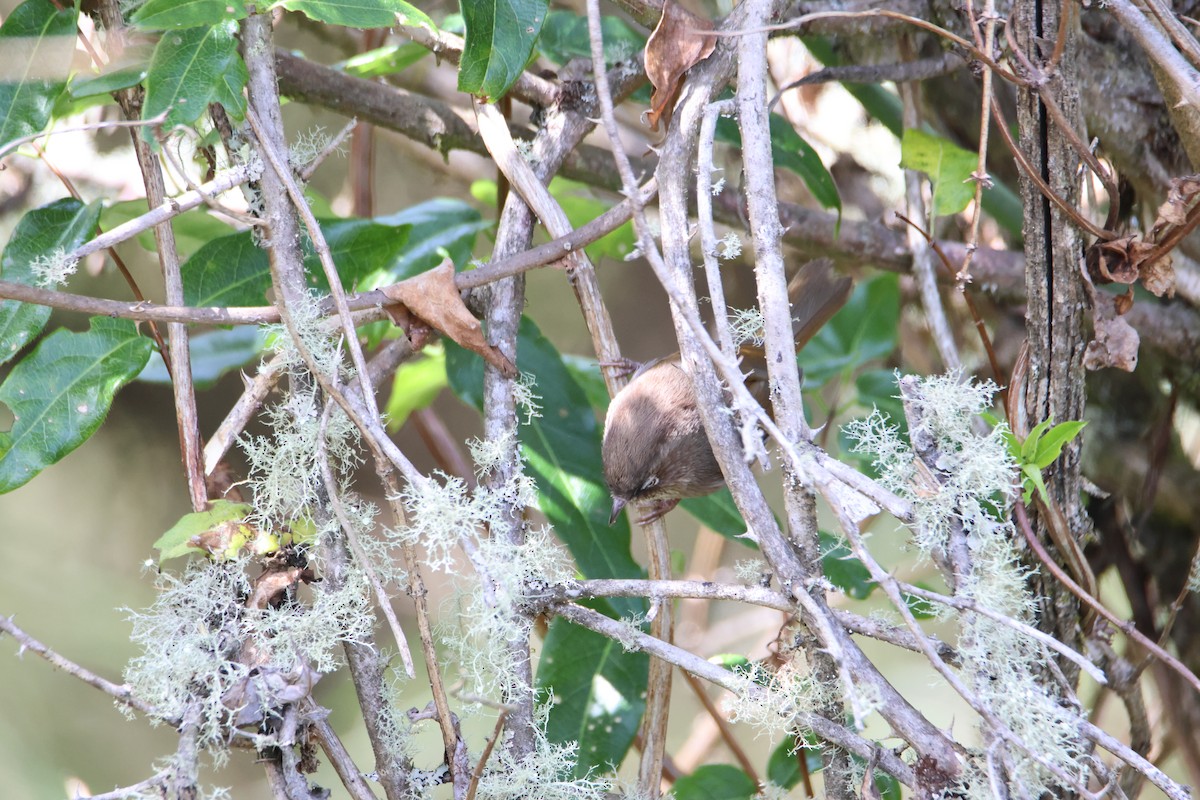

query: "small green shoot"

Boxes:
[985, 413, 1087, 504]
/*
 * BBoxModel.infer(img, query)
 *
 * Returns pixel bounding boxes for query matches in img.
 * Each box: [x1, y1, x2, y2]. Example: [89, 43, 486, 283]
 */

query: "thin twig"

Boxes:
[317, 402, 416, 678]
[0, 615, 159, 718]
[680, 670, 761, 784]
[307, 712, 381, 800]
[581, 8, 675, 794]
[1014, 502, 1200, 695]
[0, 112, 168, 162]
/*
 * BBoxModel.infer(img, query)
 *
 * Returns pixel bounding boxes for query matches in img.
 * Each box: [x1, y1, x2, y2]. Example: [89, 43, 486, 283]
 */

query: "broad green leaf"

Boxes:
[680, 489, 749, 539]
[338, 43, 428, 78]
[537, 618, 647, 777]
[133, 0, 249, 29]
[444, 317, 645, 617]
[768, 733, 823, 788]
[375, 197, 490, 279]
[798, 273, 900, 389]
[538, 10, 645, 66]
[854, 369, 904, 424]
[561, 354, 609, 411]
[715, 115, 841, 217]
[277, 0, 433, 29]
[142, 23, 248, 135]
[0, 198, 102, 366]
[549, 178, 636, 262]
[153, 500, 254, 562]
[0, 0, 77, 152]
[1032, 420, 1086, 469]
[672, 765, 757, 800]
[768, 114, 841, 216]
[820, 531, 874, 599]
[182, 230, 271, 308]
[67, 65, 149, 101]
[181, 218, 411, 307]
[900, 128, 978, 218]
[385, 348, 448, 431]
[457, 0, 548, 100]
[0, 317, 152, 493]
[802, 35, 1022, 237]
[137, 327, 268, 389]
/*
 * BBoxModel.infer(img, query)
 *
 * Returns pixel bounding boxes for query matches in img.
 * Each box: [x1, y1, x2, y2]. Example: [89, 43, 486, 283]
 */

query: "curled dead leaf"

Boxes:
[1151, 174, 1200, 235]
[1139, 253, 1176, 298]
[644, 2, 717, 131]
[1085, 235, 1141, 285]
[1083, 294, 1140, 372]
[381, 260, 517, 378]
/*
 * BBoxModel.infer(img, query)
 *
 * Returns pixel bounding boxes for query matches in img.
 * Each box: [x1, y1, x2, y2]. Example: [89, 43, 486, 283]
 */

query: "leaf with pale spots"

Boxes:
[141, 23, 248, 136]
[0, 198, 102, 366]
[0, 317, 152, 493]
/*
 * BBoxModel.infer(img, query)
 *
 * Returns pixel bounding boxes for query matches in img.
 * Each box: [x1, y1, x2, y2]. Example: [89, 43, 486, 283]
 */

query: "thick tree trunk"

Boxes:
[1014, 0, 1088, 664]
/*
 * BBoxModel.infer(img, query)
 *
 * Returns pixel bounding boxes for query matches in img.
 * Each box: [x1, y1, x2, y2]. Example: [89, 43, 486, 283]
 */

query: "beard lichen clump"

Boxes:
[845, 373, 1087, 796]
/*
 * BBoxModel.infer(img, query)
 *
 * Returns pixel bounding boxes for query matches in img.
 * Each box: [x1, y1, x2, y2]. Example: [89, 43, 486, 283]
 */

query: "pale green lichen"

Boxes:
[30, 247, 79, 288]
[845, 374, 1088, 796]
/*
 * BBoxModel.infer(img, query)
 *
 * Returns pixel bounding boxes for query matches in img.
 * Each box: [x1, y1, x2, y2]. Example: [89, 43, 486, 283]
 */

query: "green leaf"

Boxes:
[537, 618, 647, 777]
[137, 327, 268, 389]
[277, 0, 433, 28]
[537, 9, 644, 66]
[457, 0, 548, 100]
[375, 198, 490, 279]
[821, 532, 874, 599]
[903, 586, 937, 619]
[385, 348, 448, 431]
[444, 317, 645, 617]
[0, 198, 102, 366]
[768, 733, 823, 788]
[549, 178, 636, 262]
[338, 43, 428, 78]
[67, 64, 149, 101]
[900, 128, 977, 218]
[561, 354, 609, 411]
[181, 218, 411, 308]
[153, 500, 254, 562]
[132, 0, 249, 29]
[1022, 463, 1049, 505]
[768, 114, 841, 216]
[680, 489, 751, 541]
[1020, 418, 1053, 464]
[1032, 420, 1086, 470]
[715, 114, 841, 217]
[673, 765, 757, 800]
[182, 230, 271, 308]
[799, 273, 900, 389]
[0, 317, 152, 493]
[709, 653, 752, 675]
[142, 23, 248, 134]
[0, 0, 77, 152]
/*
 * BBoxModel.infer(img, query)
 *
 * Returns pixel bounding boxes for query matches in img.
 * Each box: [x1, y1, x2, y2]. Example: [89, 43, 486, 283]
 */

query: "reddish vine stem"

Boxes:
[1013, 501, 1200, 695]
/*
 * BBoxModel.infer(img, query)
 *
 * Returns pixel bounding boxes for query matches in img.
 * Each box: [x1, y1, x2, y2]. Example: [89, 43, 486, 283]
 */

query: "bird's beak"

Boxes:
[609, 497, 628, 526]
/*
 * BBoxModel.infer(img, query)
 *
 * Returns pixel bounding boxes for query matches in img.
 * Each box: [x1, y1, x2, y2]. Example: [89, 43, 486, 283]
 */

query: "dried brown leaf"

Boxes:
[644, 2, 717, 131]
[381, 260, 517, 378]
[1151, 174, 1200, 236]
[1084, 295, 1140, 372]
[1139, 253, 1176, 298]
[1085, 236, 1140, 285]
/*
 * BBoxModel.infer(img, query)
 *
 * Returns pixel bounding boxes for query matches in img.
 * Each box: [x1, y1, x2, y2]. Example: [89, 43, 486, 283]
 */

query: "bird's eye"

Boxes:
[640, 476, 659, 492]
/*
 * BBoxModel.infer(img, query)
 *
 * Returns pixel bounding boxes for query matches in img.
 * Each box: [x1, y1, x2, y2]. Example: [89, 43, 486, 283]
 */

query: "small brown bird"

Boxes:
[602, 260, 852, 525]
